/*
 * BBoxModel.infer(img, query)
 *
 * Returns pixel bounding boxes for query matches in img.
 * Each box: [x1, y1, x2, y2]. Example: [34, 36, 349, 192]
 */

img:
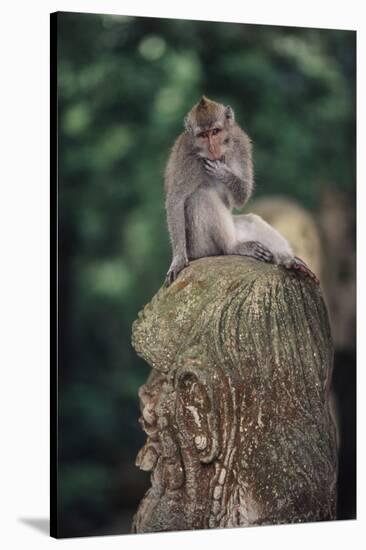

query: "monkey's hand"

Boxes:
[203, 159, 232, 182]
[204, 159, 249, 207]
[165, 254, 189, 286]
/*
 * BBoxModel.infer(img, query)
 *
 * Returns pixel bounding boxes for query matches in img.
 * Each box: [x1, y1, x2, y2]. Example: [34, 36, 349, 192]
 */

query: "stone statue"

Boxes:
[131, 256, 337, 533]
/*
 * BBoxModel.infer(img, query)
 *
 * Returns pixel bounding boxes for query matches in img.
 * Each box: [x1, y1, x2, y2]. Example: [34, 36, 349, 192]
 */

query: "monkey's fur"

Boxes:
[165, 96, 316, 285]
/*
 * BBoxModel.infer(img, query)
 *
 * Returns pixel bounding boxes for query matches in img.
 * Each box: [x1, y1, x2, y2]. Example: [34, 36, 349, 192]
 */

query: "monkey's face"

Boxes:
[194, 124, 231, 161]
[185, 97, 235, 160]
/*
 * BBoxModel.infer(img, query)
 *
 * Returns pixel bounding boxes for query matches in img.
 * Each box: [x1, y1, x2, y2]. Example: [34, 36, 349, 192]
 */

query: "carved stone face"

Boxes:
[132, 369, 187, 532]
[132, 359, 226, 533]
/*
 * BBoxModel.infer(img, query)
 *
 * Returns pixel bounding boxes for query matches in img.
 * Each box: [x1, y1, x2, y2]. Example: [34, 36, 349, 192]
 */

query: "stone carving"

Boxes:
[131, 256, 337, 533]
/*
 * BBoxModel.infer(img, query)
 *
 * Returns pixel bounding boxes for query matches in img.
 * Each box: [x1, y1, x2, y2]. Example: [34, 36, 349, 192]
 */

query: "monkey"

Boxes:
[164, 96, 317, 286]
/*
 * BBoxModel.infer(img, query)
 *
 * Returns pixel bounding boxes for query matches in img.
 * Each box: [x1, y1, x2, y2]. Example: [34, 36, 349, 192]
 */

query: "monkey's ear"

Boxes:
[225, 105, 235, 123]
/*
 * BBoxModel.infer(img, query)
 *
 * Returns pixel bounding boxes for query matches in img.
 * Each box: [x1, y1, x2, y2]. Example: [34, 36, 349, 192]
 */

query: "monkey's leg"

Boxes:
[187, 189, 239, 259]
[209, 220, 237, 257]
[234, 213, 295, 265]
[283, 256, 319, 284]
[233, 241, 274, 263]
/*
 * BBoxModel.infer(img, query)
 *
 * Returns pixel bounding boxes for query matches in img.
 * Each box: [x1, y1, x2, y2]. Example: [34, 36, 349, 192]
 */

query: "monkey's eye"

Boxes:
[212, 128, 221, 135]
[198, 132, 208, 139]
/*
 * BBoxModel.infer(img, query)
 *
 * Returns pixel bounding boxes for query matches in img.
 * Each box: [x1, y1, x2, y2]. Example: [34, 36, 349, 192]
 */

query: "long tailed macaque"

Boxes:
[165, 96, 317, 285]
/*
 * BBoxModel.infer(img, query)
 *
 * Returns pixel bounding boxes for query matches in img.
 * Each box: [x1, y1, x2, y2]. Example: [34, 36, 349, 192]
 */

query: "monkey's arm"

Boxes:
[165, 191, 189, 285]
[204, 159, 252, 208]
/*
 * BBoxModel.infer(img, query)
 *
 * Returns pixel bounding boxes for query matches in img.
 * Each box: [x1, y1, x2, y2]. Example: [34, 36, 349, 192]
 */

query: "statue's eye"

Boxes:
[212, 128, 221, 135]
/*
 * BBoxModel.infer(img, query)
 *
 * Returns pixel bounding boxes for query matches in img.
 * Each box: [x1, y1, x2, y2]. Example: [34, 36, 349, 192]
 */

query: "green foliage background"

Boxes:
[57, 11, 355, 537]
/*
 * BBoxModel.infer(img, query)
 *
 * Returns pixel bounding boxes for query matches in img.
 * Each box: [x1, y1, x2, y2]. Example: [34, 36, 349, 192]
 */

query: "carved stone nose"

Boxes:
[142, 404, 156, 425]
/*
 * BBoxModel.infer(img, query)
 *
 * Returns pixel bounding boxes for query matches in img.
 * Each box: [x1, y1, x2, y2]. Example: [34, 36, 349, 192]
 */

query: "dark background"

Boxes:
[55, 12, 356, 537]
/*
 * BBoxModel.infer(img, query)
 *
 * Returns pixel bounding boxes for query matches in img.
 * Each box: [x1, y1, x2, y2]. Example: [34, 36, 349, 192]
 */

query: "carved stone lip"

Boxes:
[135, 441, 159, 472]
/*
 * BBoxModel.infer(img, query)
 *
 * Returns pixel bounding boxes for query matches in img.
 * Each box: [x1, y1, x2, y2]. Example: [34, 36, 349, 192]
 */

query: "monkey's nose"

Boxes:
[208, 144, 218, 158]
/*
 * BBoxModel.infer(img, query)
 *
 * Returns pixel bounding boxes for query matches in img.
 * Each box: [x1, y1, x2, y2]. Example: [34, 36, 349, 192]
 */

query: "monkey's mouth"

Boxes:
[204, 154, 226, 162]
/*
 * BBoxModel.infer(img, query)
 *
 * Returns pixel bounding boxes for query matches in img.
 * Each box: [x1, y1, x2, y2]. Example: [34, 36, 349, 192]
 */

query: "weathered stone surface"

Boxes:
[131, 256, 337, 533]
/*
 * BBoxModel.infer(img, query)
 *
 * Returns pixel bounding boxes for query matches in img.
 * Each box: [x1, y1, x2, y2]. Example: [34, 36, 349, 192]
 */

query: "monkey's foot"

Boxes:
[238, 241, 273, 263]
[284, 257, 319, 284]
[253, 242, 274, 263]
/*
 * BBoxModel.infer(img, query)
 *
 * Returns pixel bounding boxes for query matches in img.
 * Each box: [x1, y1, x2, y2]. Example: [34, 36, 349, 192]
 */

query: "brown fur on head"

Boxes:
[193, 96, 225, 128]
[184, 96, 235, 160]
[185, 96, 234, 131]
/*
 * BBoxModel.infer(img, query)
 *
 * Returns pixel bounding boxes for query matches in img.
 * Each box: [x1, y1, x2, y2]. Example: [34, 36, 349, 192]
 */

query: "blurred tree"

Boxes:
[56, 12, 355, 536]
